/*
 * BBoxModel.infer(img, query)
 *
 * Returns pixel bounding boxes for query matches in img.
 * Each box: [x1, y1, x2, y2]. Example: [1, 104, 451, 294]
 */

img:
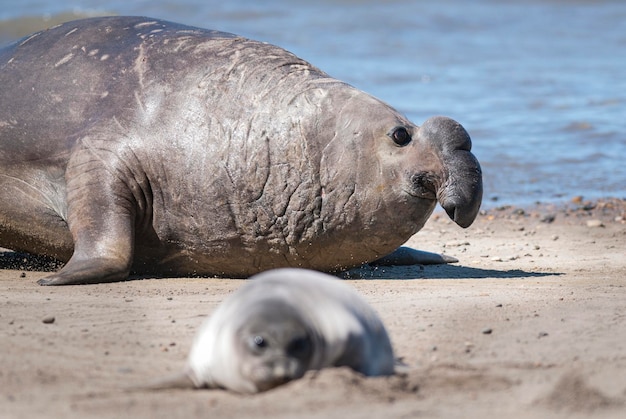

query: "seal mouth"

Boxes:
[405, 171, 439, 200]
[250, 359, 303, 392]
[441, 201, 466, 227]
[405, 167, 481, 228]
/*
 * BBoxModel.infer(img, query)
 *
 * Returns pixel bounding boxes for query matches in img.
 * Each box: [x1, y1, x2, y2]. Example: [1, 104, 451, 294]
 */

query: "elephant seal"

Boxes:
[149, 268, 396, 393]
[0, 16, 482, 285]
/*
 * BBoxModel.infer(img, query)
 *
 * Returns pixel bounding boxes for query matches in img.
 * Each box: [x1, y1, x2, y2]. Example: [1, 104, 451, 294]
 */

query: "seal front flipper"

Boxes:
[37, 258, 133, 285]
[371, 246, 458, 266]
[37, 139, 140, 285]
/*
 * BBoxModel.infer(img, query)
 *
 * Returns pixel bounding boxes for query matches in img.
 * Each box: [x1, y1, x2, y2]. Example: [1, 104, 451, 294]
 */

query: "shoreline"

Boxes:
[466, 196, 625, 225]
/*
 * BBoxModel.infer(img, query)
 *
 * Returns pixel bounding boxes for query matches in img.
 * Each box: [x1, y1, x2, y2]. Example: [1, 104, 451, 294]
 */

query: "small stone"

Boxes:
[482, 328, 493, 334]
[582, 203, 596, 211]
[444, 241, 470, 247]
[20, 272, 26, 278]
[541, 214, 556, 223]
[491, 256, 503, 262]
[538, 331, 549, 338]
[42, 316, 55, 324]
[495, 304, 503, 308]
[586, 219, 604, 228]
[551, 235, 559, 241]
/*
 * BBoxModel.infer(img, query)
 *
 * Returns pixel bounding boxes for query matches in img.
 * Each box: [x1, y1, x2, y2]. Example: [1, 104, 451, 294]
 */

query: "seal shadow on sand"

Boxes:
[342, 263, 562, 280]
[0, 250, 64, 272]
[0, 250, 561, 280]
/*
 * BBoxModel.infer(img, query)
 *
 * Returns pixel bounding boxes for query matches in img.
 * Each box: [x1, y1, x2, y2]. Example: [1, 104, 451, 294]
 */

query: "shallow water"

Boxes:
[1, 0, 625, 207]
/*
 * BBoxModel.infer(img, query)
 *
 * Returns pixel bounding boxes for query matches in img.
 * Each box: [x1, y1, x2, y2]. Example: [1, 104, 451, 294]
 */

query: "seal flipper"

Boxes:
[371, 246, 458, 266]
[37, 257, 132, 285]
[37, 141, 138, 285]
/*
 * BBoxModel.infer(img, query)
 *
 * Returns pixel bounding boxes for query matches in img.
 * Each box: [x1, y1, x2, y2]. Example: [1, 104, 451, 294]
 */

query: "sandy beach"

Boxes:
[1, 198, 624, 418]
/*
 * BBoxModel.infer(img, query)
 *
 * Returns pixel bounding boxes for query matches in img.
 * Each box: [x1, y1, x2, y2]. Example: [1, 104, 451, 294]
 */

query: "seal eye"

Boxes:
[248, 335, 269, 353]
[253, 335, 267, 348]
[389, 127, 412, 147]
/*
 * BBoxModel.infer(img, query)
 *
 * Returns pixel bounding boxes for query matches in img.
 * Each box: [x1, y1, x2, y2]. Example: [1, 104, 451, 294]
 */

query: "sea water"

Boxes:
[1, 0, 625, 207]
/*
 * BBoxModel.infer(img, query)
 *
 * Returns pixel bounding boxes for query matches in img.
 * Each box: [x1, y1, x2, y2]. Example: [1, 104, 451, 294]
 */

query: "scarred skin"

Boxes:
[0, 16, 482, 285]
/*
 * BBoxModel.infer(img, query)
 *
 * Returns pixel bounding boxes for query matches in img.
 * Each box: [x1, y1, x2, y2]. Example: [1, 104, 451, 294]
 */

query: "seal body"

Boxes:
[186, 268, 395, 393]
[0, 16, 482, 285]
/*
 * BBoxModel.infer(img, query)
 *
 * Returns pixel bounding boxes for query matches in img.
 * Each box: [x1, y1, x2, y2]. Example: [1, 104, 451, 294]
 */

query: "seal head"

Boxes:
[189, 298, 317, 393]
[232, 299, 317, 392]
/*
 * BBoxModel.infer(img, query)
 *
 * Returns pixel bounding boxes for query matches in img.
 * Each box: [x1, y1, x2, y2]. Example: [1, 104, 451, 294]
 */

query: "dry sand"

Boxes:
[1, 198, 624, 418]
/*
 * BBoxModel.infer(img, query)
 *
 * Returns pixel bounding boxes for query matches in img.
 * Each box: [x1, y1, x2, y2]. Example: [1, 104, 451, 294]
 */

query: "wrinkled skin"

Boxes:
[0, 17, 482, 285]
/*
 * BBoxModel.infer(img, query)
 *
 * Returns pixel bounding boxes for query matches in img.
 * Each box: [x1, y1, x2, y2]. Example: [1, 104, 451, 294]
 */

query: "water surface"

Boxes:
[1, 0, 625, 207]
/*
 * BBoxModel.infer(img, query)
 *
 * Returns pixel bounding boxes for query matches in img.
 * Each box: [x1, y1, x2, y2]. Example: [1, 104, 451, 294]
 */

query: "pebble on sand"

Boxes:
[586, 219, 604, 228]
[42, 316, 55, 324]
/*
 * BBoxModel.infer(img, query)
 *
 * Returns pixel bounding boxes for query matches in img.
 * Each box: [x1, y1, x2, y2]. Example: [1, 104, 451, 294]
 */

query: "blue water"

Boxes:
[1, 0, 625, 207]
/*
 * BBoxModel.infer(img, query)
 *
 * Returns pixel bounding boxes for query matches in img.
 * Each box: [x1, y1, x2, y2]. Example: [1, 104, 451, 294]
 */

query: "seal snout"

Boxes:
[419, 115, 473, 152]
[252, 358, 303, 391]
[419, 116, 483, 228]
[439, 180, 481, 228]
[438, 151, 482, 228]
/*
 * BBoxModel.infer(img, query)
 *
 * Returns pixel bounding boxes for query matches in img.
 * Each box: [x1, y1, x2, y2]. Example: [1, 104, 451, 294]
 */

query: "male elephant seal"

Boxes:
[0, 16, 482, 285]
[150, 268, 396, 393]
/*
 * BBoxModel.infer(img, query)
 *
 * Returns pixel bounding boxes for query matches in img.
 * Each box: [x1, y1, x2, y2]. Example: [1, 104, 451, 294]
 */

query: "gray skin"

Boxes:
[0, 16, 482, 285]
[160, 268, 396, 393]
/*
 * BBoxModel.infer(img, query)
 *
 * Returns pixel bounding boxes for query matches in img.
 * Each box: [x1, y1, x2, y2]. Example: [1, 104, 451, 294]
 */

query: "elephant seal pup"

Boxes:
[0, 16, 483, 285]
[151, 268, 396, 393]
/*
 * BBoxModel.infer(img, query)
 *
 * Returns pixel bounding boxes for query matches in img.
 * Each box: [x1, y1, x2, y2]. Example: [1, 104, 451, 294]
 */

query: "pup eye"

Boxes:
[389, 126, 412, 146]
[253, 335, 267, 348]
[248, 335, 269, 353]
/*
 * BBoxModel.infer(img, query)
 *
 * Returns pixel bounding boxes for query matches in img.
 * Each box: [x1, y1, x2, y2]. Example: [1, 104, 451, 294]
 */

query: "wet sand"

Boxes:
[1, 198, 625, 418]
